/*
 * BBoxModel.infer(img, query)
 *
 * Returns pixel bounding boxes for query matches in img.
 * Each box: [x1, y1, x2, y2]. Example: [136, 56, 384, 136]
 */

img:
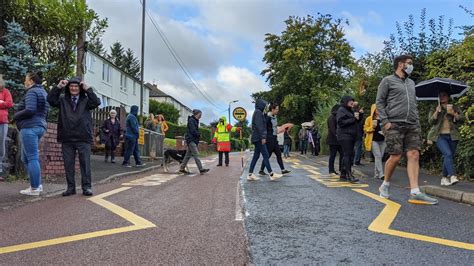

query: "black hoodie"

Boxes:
[326, 104, 340, 145]
[336, 96, 358, 141]
[47, 77, 101, 143]
[251, 99, 268, 143]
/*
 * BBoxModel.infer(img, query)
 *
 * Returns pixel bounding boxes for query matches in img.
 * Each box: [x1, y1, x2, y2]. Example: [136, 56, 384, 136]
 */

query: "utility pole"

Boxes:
[140, 0, 146, 119]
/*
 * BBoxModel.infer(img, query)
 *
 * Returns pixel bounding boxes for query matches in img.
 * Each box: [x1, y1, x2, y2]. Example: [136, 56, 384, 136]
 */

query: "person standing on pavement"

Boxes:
[247, 99, 282, 181]
[364, 104, 386, 180]
[258, 103, 291, 176]
[212, 116, 239, 167]
[0, 76, 13, 182]
[101, 109, 121, 163]
[427, 90, 464, 186]
[336, 96, 360, 183]
[13, 71, 49, 196]
[376, 54, 438, 205]
[298, 127, 309, 155]
[353, 102, 365, 165]
[283, 128, 292, 158]
[310, 126, 321, 156]
[327, 104, 343, 177]
[122, 105, 146, 168]
[155, 114, 169, 135]
[48, 77, 101, 197]
[179, 109, 209, 174]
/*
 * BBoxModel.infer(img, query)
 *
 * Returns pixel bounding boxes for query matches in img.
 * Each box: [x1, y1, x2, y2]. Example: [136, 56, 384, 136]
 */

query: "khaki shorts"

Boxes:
[384, 122, 421, 155]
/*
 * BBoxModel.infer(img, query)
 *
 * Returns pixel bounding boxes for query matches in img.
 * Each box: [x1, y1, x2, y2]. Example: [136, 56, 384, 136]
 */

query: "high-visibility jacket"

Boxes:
[213, 116, 236, 152]
[363, 104, 377, 152]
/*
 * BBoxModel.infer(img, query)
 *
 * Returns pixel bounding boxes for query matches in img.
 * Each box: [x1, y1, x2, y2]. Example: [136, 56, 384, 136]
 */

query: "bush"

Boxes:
[166, 122, 212, 143]
[231, 138, 250, 151]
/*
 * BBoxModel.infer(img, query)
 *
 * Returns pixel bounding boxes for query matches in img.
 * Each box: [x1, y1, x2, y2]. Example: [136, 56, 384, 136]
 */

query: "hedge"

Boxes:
[166, 122, 212, 143]
[231, 138, 250, 151]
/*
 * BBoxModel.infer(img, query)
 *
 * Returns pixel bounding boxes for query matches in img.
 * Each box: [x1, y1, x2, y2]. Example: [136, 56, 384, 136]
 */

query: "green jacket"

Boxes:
[427, 105, 464, 142]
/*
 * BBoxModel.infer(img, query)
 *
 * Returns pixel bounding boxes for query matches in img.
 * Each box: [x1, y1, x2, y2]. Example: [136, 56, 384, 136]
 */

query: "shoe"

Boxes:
[136, 163, 146, 167]
[200, 169, 210, 174]
[258, 170, 267, 176]
[379, 184, 390, 199]
[450, 176, 459, 185]
[111, 160, 116, 164]
[82, 188, 93, 196]
[330, 172, 340, 178]
[441, 177, 451, 186]
[247, 173, 260, 181]
[179, 169, 191, 175]
[217, 164, 222, 167]
[269, 172, 282, 181]
[226, 164, 229, 167]
[20, 187, 41, 196]
[408, 193, 439, 205]
[348, 176, 359, 183]
[62, 189, 76, 197]
[122, 163, 132, 168]
[354, 162, 361, 166]
[282, 169, 291, 175]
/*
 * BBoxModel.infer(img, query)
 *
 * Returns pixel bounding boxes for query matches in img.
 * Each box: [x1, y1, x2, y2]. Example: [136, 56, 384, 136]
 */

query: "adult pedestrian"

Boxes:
[122, 105, 146, 168]
[364, 104, 386, 180]
[310, 126, 321, 156]
[14, 71, 49, 195]
[155, 114, 169, 135]
[101, 109, 121, 163]
[48, 77, 101, 196]
[283, 128, 292, 158]
[336, 96, 360, 183]
[427, 90, 464, 186]
[0, 76, 13, 182]
[144, 113, 155, 130]
[376, 54, 438, 204]
[247, 99, 282, 181]
[298, 127, 308, 154]
[327, 104, 343, 177]
[179, 109, 209, 174]
[258, 103, 291, 176]
[212, 116, 239, 167]
[353, 102, 365, 165]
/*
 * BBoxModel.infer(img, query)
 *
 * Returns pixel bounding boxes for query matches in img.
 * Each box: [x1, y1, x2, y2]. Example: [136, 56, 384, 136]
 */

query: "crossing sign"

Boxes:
[232, 107, 247, 122]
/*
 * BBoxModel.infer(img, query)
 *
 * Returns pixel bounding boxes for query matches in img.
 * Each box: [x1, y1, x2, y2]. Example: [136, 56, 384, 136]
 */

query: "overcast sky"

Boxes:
[88, 0, 472, 124]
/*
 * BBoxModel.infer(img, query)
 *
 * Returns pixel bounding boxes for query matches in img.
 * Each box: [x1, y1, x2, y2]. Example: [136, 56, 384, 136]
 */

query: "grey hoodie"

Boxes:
[376, 74, 419, 126]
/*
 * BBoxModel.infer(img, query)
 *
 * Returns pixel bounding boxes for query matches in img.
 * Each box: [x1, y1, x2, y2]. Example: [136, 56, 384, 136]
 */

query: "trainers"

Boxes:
[247, 173, 260, 181]
[441, 177, 451, 186]
[200, 168, 210, 174]
[450, 176, 459, 185]
[282, 169, 291, 175]
[179, 169, 191, 175]
[122, 163, 132, 168]
[329, 172, 340, 178]
[20, 187, 41, 196]
[269, 172, 282, 181]
[258, 170, 267, 176]
[408, 193, 439, 205]
[136, 163, 146, 167]
[379, 184, 390, 199]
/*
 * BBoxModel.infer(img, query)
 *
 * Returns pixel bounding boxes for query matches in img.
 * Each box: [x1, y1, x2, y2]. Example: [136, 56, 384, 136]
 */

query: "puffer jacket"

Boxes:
[336, 96, 358, 141]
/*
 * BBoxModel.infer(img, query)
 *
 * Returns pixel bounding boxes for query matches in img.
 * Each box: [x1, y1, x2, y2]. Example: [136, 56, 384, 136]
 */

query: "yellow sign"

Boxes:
[138, 128, 145, 145]
[232, 107, 247, 122]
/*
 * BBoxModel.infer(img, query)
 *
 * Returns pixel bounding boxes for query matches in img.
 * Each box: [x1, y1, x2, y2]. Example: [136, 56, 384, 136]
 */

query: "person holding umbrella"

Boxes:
[427, 89, 464, 186]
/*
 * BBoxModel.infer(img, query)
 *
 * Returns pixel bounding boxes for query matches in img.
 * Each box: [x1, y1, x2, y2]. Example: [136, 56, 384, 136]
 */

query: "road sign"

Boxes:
[138, 128, 145, 145]
[233, 107, 247, 122]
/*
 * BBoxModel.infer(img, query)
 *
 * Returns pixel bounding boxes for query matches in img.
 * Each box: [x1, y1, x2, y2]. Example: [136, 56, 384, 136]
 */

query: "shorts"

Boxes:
[384, 122, 421, 155]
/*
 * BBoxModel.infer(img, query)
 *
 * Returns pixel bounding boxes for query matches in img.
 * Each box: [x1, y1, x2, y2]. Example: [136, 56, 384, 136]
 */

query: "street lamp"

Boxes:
[228, 100, 239, 125]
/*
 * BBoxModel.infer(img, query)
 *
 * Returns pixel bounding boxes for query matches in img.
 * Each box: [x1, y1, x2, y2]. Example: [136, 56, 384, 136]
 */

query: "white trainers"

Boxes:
[269, 172, 282, 181]
[247, 174, 260, 181]
[450, 176, 459, 185]
[20, 187, 41, 196]
[441, 177, 451, 186]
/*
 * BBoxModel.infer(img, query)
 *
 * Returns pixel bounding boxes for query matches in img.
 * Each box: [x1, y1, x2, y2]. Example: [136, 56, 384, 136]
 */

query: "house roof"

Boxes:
[145, 83, 192, 112]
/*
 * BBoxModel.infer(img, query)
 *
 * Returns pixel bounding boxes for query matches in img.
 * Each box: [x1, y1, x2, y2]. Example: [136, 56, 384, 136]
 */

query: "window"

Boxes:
[86, 54, 95, 73]
[120, 74, 128, 93]
[102, 63, 111, 83]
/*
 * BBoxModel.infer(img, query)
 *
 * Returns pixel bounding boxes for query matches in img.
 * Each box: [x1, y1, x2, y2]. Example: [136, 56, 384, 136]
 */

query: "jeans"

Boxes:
[180, 142, 203, 170]
[372, 141, 386, 179]
[299, 140, 308, 154]
[436, 134, 458, 177]
[218, 151, 229, 165]
[123, 137, 142, 165]
[249, 141, 272, 174]
[339, 139, 355, 177]
[283, 144, 290, 157]
[260, 138, 285, 172]
[0, 124, 8, 173]
[62, 142, 92, 190]
[354, 140, 362, 163]
[21, 127, 45, 189]
[328, 145, 343, 174]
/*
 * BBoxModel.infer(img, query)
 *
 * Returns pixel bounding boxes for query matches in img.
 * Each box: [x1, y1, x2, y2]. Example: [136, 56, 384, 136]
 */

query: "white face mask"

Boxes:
[404, 64, 414, 75]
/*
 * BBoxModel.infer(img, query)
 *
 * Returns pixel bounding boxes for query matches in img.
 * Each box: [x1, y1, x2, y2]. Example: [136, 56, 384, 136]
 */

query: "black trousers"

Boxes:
[218, 151, 229, 165]
[62, 142, 92, 190]
[339, 139, 355, 177]
[328, 144, 343, 174]
[260, 138, 284, 171]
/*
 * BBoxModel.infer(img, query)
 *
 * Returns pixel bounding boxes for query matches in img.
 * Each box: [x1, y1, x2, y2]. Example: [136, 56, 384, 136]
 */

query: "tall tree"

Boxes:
[109, 42, 125, 67]
[87, 16, 108, 56]
[122, 48, 141, 79]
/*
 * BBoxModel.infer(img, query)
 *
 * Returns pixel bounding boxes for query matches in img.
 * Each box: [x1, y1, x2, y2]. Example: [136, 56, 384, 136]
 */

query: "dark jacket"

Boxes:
[336, 96, 358, 141]
[48, 77, 101, 143]
[102, 118, 121, 148]
[125, 105, 140, 139]
[251, 99, 267, 143]
[185, 115, 200, 144]
[14, 84, 49, 130]
[283, 131, 291, 146]
[353, 105, 365, 141]
[326, 104, 339, 145]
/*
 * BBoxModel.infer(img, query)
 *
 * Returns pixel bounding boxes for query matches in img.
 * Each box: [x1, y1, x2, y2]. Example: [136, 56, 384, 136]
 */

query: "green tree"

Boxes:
[109, 42, 125, 67]
[122, 48, 140, 79]
[87, 16, 108, 56]
[149, 100, 180, 124]
[257, 14, 355, 125]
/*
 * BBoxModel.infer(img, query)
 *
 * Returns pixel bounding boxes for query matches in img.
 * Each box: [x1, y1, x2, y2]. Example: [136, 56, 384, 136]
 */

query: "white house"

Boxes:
[84, 50, 150, 115]
[146, 83, 193, 125]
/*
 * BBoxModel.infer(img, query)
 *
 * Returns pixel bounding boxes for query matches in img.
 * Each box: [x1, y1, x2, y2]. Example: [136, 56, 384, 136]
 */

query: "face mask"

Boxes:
[404, 64, 414, 75]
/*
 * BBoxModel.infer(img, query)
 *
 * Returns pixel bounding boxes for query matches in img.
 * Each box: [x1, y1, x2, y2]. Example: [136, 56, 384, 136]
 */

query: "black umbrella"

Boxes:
[415, 77, 469, 101]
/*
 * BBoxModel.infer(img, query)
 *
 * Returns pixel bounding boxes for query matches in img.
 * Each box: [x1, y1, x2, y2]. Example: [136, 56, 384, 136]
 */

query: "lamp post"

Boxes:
[228, 100, 239, 125]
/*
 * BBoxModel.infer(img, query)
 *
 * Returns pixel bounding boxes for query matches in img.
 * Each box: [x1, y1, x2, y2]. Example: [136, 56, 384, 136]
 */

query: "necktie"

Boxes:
[72, 96, 77, 111]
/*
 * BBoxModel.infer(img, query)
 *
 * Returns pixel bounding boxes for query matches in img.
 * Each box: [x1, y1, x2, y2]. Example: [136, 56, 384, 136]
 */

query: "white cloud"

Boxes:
[341, 11, 386, 54]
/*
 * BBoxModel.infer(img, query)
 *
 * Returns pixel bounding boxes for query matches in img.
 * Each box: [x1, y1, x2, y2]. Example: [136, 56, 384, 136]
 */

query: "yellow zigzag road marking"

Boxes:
[353, 189, 474, 251]
[0, 187, 156, 255]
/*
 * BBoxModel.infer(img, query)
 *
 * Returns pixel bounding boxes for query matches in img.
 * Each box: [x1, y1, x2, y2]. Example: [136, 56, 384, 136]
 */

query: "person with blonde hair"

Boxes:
[0, 75, 13, 181]
[154, 114, 169, 135]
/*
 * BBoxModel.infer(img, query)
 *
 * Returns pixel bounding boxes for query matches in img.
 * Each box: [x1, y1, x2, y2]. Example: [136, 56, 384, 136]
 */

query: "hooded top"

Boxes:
[125, 105, 140, 139]
[185, 113, 200, 144]
[47, 77, 101, 143]
[336, 96, 358, 140]
[213, 116, 237, 152]
[251, 99, 268, 143]
[326, 104, 340, 145]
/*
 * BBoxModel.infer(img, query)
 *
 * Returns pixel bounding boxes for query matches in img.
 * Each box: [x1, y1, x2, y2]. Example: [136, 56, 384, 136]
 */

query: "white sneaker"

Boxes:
[441, 177, 451, 186]
[247, 174, 260, 181]
[269, 172, 282, 181]
[20, 187, 41, 196]
[450, 176, 459, 185]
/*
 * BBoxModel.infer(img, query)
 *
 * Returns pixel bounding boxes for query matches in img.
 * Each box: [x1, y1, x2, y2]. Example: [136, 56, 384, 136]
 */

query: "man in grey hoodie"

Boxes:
[376, 55, 438, 205]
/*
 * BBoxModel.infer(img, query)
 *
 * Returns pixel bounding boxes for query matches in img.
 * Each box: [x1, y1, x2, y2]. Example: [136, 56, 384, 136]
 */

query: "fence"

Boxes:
[138, 128, 165, 160]
[91, 106, 127, 133]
